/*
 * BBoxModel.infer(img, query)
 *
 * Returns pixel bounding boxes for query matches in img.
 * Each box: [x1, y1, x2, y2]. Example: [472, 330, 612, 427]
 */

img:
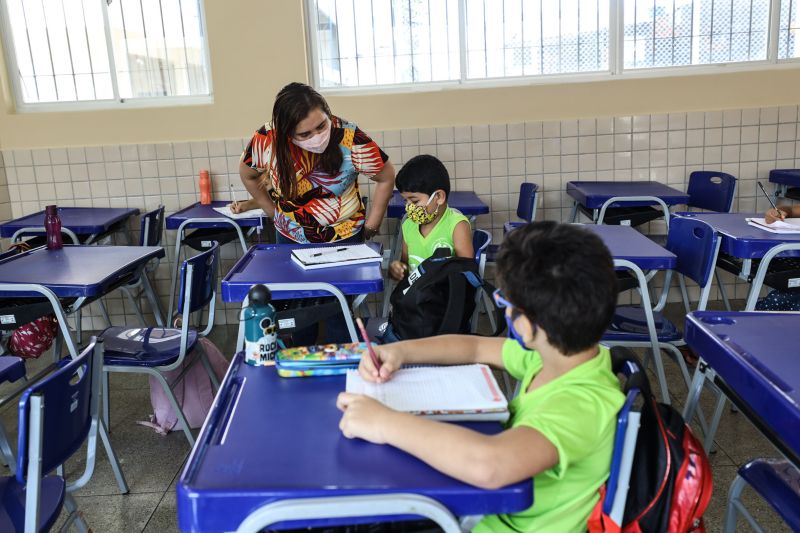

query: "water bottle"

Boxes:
[44, 204, 63, 250]
[242, 284, 278, 365]
[199, 169, 212, 205]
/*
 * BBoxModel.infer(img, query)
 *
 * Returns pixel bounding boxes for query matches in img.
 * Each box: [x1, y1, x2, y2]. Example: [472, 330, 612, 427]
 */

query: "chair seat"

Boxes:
[0, 357, 25, 383]
[100, 326, 198, 367]
[0, 475, 65, 532]
[503, 221, 525, 234]
[604, 306, 681, 343]
[738, 459, 800, 529]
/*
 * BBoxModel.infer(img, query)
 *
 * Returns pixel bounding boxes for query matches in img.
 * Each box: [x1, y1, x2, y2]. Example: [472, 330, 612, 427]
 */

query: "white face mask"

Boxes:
[292, 119, 332, 154]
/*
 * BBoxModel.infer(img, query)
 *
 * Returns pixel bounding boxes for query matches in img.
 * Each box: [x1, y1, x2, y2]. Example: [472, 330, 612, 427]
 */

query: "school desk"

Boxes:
[673, 212, 800, 310]
[567, 181, 690, 225]
[769, 169, 800, 201]
[683, 311, 800, 468]
[0, 206, 139, 244]
[221, 242, 384, 346]
[177, 353, 533, 533]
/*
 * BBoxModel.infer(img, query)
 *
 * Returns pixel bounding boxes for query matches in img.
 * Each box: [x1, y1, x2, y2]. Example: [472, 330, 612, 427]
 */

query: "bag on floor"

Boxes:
[588, 349, 713, 533]
[138, 337, 229, 435]
[8, 314, 58, 359]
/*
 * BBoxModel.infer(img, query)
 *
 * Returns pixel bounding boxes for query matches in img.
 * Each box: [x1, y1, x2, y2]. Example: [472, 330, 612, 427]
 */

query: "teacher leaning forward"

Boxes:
[240, 82, 395, 244]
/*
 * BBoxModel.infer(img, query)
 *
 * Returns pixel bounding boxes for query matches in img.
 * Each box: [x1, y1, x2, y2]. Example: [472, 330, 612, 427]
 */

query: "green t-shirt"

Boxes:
[402, 206, 470, 270]
[474, 342, 625, 533]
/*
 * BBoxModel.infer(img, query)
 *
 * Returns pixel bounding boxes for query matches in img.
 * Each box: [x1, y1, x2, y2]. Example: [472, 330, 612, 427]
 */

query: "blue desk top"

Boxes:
[584, 225, 677, 270]
[387, 190, 490, 219]
[566, 181, 690, 209]
[769, 169, 800, 186]
[221, 243, 384, 302]
[177, 353, 533, 532]
[0, 245, 165, 298]
[166, 201, 266, 230]
[685, 311, 800, 465]
[674, 212, 800, 259]
[0, 207, 139, 238]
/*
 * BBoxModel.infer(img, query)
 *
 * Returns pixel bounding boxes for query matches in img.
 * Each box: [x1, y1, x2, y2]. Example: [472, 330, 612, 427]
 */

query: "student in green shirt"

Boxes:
[338, 222, 625, 532]
[389, 154, 473, 281]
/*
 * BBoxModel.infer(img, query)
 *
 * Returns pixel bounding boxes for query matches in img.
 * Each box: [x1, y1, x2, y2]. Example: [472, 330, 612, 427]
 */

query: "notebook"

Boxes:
[276, 342, 365, 377]
[212, 205, 265, 220]
[345, 364, 509, 422]
[746, 217, 800, 234]
[291, 244, 382, 270]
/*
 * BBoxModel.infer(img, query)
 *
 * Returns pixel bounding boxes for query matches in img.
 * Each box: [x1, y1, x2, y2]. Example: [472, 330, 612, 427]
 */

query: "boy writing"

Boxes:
[389, 154, 473, 281]
[338, 222, 625, 532]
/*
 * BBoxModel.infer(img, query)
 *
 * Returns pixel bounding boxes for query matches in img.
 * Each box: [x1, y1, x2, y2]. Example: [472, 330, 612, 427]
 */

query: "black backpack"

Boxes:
[388, 249, 503, 340]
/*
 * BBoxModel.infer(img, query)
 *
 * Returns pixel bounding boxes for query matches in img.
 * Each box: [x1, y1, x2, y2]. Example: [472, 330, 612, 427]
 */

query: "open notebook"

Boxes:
[212, 205, 265, 220]
[291, 244, 382, 270]
[346, 364, 509, 422]
[746, 217, 800, 234]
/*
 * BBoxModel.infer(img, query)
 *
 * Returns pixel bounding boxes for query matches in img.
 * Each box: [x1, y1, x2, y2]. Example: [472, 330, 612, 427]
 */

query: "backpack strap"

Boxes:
[436, 271, 471, 335]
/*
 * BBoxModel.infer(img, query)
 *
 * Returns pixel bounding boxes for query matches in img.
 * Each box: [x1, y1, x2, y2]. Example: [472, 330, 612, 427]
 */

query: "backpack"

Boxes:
[589, 348, 713, 533]
[138, 338, 229, 435]
[9, 314, 58, 359]
[388, 250, 503, 341]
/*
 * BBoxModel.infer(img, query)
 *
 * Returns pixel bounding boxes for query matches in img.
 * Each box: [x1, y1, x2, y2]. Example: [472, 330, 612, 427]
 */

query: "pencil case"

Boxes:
[275, 342, 366, 378]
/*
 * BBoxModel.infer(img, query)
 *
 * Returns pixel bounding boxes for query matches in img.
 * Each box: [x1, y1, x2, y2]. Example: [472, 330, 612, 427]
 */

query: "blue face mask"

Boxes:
[493, 289, 534, 350]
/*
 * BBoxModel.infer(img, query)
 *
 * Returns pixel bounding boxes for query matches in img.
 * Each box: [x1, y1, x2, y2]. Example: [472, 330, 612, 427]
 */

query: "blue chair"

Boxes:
[724, 459, 800, 533]
[503, 182, 538, 235]
[686, 171, 737, 213]
[99, 242, 220, 446]
[0, 357, 25, 468]
[604, 217, 721, 406]
[471, 230, 496, 334]
[117, 206, 166, 326]
[0, 338, 103, 533]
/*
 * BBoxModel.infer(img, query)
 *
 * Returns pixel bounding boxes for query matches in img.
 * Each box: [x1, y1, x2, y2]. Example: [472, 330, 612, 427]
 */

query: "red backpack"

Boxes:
[589, 348, 713, 533]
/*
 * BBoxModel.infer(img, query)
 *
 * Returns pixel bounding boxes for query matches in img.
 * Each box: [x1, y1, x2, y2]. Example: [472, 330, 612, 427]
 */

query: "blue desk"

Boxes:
[683, 311, 800, 467]
[567, 181, 689, 225]
[674, 212, 800, 310]
[769, 169, 800, 200]
[223, 243, 384, 345]
[177, 353, 533, 533]
[0, 207, 139, 244]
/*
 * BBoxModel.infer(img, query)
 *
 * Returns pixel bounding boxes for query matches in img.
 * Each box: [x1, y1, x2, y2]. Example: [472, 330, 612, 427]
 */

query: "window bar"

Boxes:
[79, 0, 99, 99]
[576, 0, 580, 71]
[333, 0, 342, 85]
[652, 0, 657, 67]
[728, 0, 734, 61]
[369, 0, 378, 85]
[768, 0, 782, 61]
[100, 0, 121, 101]
[690, 0, 698, 65]
[520, 0, 526, 76]
[671, 0, 677, 65]
[483, 0, 488, 78]
[558, 0, 562, 72]
[19, 0, 41, 101]
[137, 0, 157, 95]
[457, 0, 467, 81]
[117, 1, 135, 98]
[785, 0, 794, 57]
[501, 0, 506, 78]
[745, 0, 753, 59]
[351, 0, 360, 86]
[709, 0, 715, 62]
[157, 0, 175, 95]
[38, 0, 60, 100]
[407, 0, 415, 82]
[389, 0, 397, 86]
[175, 0, 193, 93]
[58, 0, 80, 100]
[445, 0, 451, 80]
[426, 0, 432, 81]
[539, 0, 544, 75]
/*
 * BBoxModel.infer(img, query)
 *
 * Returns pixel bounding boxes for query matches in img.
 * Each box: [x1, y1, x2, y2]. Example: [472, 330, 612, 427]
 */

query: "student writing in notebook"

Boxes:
[766, 204, 800, 223]
[753, 205, 800, 311]
[338, 222, 625, 533]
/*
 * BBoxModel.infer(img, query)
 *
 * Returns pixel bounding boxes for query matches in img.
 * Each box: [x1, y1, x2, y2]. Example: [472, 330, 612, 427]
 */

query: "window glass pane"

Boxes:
[778, 0, 800, 59]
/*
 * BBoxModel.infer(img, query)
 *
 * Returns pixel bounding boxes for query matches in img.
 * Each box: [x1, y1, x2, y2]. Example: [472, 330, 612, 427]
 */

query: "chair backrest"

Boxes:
[139, 205, 165, 247]
[516, 182, 539, 222]
[472, 229, 492, 265]
[686, 171, 737, 212]
[16, 338, 101, 482]
[665, 217, 721, 298]
[177, 242, 220, 317]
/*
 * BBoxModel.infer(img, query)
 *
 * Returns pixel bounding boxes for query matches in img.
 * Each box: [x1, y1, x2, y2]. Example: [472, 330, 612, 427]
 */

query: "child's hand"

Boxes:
[229, 200, 242, 214]
[337, 393, 394, 443]
[389, 260, 408, 281]
[359, 343, 403, 383]
[766, 207, 788, 224]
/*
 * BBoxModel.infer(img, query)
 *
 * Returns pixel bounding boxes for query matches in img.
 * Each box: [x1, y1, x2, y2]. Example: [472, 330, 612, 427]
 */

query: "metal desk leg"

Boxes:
[167, 228, 185, 321]
[98, 419, 129, 494]
[569, 201, 579, 222]
[682, 360, 711, 429]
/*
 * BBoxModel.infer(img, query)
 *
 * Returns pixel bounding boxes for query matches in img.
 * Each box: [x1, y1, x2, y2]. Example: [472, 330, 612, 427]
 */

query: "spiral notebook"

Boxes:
[291, 244, 382, 270]
[345, 364, 509, 422]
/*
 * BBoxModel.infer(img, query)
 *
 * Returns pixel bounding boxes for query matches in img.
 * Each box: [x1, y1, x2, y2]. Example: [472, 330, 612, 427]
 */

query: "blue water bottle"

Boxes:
[243, 284, 278, 365]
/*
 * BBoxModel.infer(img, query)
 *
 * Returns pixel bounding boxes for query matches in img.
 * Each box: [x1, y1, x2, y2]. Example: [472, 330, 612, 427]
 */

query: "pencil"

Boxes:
[355, 317, 382, 372]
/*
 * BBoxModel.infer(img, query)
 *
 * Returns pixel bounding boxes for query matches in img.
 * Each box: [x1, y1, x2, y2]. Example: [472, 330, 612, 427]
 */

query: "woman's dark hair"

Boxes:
[496, 221, 618, 355]
[271, 82, 343, 200]
[395, 154, 451, 199]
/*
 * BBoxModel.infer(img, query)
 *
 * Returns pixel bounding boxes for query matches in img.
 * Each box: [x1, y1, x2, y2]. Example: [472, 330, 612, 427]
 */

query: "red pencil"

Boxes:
[355, 317, 382, 372]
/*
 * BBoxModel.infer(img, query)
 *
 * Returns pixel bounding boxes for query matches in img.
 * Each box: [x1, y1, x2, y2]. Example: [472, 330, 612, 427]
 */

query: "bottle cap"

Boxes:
[247, 284, 272, 305]
[45, 205, 58, 215]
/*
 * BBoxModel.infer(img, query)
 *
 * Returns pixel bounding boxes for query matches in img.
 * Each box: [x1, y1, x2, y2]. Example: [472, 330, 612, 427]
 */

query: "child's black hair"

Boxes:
[496, 222, 618, 355]
[395, 154, 451, 199]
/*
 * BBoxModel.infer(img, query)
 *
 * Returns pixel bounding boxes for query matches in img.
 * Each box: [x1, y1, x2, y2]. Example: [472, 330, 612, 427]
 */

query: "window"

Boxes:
[1, 0, 211, 107]
[307, 0, 800, 90]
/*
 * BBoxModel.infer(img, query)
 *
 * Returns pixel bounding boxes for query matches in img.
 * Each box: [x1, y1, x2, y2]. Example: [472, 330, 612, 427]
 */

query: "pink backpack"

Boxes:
[138, 338, 229, 435]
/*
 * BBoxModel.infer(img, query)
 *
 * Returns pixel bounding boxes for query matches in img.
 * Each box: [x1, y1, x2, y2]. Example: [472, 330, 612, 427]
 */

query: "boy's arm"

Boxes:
[338, 394, 558, 489]
[452, 220, 474, 259]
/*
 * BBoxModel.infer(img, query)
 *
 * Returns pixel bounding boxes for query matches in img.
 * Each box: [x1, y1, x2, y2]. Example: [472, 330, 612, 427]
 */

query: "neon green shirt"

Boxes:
[473, 342, 624, 533]
[402, 206, 470, 271]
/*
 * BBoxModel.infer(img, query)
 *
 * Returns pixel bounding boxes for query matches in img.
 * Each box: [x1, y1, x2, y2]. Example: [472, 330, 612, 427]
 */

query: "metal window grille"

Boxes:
[778, 0, 800, 58]
[623, 0, 771, 69]
[1, 0, 211, 105]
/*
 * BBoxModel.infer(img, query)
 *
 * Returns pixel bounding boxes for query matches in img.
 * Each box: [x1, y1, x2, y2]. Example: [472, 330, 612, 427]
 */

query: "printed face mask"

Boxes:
[292, 118, 332, 154]
[405, 192, 439, 225]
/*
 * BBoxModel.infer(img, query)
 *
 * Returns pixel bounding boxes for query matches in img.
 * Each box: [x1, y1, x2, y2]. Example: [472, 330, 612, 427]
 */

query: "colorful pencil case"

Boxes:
[275, 342, 366, 378]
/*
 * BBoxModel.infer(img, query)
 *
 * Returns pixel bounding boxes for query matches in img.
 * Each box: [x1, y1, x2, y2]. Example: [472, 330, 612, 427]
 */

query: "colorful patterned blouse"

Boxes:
[241, 116, 388, 243]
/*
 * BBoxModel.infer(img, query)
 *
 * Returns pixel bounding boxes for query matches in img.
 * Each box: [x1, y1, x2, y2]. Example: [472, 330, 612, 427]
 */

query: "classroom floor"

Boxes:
[0, 301, 792, 532]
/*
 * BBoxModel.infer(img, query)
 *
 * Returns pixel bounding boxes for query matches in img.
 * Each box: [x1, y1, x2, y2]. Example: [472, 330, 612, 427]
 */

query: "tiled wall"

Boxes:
[2, 105, 800, 327]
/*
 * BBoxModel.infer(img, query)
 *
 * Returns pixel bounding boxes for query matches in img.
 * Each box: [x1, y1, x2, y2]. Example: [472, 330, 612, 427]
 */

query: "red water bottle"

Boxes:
[199, 169, 212, 205]
[44, 204, 63, 250]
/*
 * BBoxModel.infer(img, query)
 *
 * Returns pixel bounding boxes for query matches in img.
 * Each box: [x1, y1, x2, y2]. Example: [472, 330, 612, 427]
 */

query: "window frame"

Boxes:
[304, 0, 800, 95]
[0, 0, 214, 113]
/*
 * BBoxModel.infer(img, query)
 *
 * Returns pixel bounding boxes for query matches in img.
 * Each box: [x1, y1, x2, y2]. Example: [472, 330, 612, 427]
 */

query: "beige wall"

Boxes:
[1, 1, 800, 149]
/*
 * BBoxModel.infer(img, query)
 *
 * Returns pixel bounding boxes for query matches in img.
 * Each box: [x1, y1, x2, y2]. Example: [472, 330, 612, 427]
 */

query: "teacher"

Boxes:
[240, 82, 395, 243]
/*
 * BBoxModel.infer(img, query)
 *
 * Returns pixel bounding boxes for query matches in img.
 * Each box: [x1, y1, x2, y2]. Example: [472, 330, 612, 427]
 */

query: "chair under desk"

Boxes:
[769, 168, 800, 201]
[176, 352, 533, 533]
[567, 181, 690, 226]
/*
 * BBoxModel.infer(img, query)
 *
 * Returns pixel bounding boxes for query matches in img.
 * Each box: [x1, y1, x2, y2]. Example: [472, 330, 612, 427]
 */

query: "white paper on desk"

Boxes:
[291, 244, 382, 269]
[345, 365, 509, 422]
[746, 217, 800, 234]
[212, 205, 265, 219]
